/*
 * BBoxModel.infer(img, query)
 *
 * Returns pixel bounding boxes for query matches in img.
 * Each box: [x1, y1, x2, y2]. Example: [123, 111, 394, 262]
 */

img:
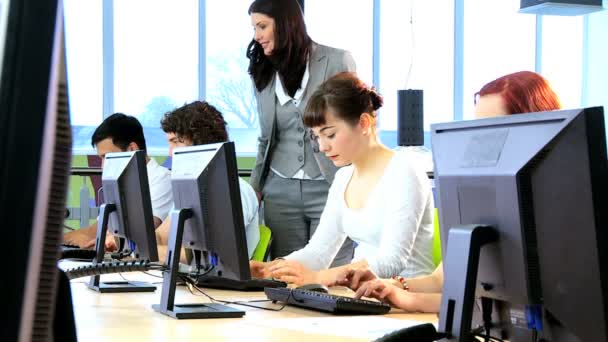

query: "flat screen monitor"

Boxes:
[152, 141, 249, 319]
[87, 149, 159, 293]
[432, 107, 608, 341]
[170, 142, 250, 280]
[0, 0, 76, 340]
[101, 150, 158, 261]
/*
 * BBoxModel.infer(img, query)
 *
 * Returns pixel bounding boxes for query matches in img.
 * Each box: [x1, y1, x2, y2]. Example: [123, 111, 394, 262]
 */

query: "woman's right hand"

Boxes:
[255, 191, 262, 204]
[354, 279, 401, 307]
[334, 267, 379, 290]
[250, 260, 272, 278]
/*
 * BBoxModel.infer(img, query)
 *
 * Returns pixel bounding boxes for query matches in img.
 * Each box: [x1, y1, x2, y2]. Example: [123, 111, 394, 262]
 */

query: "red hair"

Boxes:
[475, 71, 562, 114]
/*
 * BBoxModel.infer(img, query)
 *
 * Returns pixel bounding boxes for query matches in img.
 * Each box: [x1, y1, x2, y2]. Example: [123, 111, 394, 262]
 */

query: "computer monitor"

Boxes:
[172, 142, 249, 279]
[153, 141, 248, 319]
[87, 149, 159, 293]
[0, 0, 77, 340]
[431, 107, 608, 341]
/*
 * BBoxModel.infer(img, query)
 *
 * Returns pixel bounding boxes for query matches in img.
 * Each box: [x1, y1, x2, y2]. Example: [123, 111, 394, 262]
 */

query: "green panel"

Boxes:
[237, 156, 255, 183]
[65, 155, 97, 230]
[151, 155, 168, 166]
[237, 156, 256, 169]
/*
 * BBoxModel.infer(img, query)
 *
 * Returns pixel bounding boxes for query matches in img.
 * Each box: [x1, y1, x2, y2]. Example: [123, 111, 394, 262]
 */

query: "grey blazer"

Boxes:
[250, 43, 356, 193]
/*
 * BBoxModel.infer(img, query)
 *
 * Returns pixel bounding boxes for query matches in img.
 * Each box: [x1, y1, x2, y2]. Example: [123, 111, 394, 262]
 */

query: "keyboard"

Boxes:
[60, 244, 97, 260]
[194, 275, 287, 291]
[264, 287, 391, 315]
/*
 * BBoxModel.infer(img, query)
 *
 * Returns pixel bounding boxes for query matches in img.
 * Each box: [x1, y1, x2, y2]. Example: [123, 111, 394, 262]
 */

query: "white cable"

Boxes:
[404, 0, 415, 89]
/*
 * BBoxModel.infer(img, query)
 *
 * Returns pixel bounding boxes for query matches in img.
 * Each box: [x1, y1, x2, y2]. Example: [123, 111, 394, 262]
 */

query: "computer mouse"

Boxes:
[296, 283, 329, 293]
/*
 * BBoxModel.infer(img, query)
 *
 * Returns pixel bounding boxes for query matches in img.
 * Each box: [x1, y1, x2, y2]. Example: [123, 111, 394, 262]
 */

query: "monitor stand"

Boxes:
[152, 208, 245, 319]
[87, 203, 156, 293]
[437, 224, 498, 341]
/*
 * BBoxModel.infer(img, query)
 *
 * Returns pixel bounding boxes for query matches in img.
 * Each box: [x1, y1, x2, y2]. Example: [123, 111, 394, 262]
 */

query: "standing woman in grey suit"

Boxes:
[247, 0, 355, 265]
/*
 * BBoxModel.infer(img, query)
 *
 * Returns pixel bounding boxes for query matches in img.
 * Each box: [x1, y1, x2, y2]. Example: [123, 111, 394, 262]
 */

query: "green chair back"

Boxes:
[251, 224, 273, 262]
[432, 208, 442, 267]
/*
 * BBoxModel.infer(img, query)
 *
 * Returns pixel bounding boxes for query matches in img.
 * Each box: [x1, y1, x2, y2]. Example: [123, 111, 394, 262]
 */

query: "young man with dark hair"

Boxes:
[156, 101, 260, 259]
[64, 113, 173, 248]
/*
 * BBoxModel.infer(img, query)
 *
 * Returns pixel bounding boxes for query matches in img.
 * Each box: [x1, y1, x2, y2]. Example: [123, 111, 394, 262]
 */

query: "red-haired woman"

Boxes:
[474, 70, 561, 118]
[336, 71, 562, 313]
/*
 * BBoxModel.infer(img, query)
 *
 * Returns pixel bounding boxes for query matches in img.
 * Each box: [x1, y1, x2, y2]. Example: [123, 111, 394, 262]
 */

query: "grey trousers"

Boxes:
[262, 171, 354, 267]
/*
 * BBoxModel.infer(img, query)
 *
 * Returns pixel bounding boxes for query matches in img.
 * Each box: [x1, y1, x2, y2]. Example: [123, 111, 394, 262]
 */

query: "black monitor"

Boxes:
[431, 107, 608, 341]
[0, 0, 77, 340]
[153, 141, 248, 319]
[87, 149, 159, 293]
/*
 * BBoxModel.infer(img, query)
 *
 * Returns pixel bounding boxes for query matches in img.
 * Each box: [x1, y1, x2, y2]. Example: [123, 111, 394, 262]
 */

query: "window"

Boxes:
[62, 0, 599, 157]
[584, 9, 608, 143]
[64, 0, 103, 152]
[463, 0, 536, 119]
[378, 0, 454, 131]
[206, 0, 259, 154]
[305, 0, 374, 85]
[541, 16, 583, 110]
[113, 0, 199, 151]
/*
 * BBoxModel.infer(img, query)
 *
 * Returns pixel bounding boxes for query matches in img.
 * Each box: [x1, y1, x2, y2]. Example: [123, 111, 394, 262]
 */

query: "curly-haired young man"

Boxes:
[155, 101, 260, 260]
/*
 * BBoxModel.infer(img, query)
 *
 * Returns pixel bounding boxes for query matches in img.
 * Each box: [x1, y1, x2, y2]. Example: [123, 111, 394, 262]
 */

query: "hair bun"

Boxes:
[369, 87, 384, 111]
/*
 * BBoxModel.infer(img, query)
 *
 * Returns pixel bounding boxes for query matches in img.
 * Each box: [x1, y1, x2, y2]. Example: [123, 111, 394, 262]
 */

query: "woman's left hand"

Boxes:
[268, 260, 317, 285]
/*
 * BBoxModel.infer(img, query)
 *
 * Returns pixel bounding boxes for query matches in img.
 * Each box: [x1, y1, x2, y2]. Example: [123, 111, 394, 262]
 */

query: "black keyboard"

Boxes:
[60, 244, 97, 260]
[195, 275, 287, 291]
[264, 287, 391, 315]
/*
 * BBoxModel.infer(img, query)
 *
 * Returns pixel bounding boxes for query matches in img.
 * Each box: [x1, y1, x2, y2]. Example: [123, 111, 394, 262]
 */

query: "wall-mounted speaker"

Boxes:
[397, 89, 424, 146]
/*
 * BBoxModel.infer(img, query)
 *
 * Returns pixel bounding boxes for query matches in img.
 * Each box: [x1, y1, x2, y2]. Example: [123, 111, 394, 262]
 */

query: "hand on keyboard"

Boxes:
[268, 259, 316, 285]
[353, 279, 401, 308]
[265, 287, 391, 315]
[333, 267, 379, 289]
[250, 260, 272, 278]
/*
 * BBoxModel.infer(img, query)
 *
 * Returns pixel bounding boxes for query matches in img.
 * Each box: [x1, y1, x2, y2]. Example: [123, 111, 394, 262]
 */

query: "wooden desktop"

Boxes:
[68, 272, 438, 341]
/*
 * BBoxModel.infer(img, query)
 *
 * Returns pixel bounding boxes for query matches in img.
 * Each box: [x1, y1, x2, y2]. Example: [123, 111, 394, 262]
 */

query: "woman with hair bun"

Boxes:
[250, 72, 435, 285]
[335, 71, 562, 314]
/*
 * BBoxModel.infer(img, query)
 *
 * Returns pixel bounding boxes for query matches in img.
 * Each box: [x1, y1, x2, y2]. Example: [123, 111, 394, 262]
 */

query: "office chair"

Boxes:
[432, 208, 442, 267]
[251, 224, 273, 262]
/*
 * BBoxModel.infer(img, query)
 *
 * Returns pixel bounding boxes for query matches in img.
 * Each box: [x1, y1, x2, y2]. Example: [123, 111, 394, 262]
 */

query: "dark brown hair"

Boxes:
[92, 113, 147, 152]
[160, 101, 228, 145]
[303, 72, 383, 128]
[246, 0, 311, 97]
[475, 71, 561, 114]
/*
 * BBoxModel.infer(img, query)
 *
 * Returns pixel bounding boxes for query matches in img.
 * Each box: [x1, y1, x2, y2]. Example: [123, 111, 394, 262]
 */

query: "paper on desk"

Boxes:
[249, 316, 431, 340]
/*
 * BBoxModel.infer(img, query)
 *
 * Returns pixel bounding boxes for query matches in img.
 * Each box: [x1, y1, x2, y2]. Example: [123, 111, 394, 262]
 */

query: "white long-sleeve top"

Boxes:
[285, 151, 435, 278]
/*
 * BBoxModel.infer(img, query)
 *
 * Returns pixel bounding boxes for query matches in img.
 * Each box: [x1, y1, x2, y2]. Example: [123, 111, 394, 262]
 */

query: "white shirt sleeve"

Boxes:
[284, 169, 349, 270]
[146, 159, 173, 222]
[238, 178, 260, 259]
[366, 160, 431, 278]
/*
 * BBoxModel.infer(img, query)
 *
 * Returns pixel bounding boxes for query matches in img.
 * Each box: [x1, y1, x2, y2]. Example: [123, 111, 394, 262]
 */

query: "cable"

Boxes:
[180, 275, 291, 312]
[191, 264, 216, 279]
[404, 0, 415, 89]
[96, 186, 104, 207]
[481, 297, 493, 342]
[141, 271, 164, 279]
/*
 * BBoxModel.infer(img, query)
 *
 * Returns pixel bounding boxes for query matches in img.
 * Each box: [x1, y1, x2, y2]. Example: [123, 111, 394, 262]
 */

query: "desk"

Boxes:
[69, 272, 438, 341]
